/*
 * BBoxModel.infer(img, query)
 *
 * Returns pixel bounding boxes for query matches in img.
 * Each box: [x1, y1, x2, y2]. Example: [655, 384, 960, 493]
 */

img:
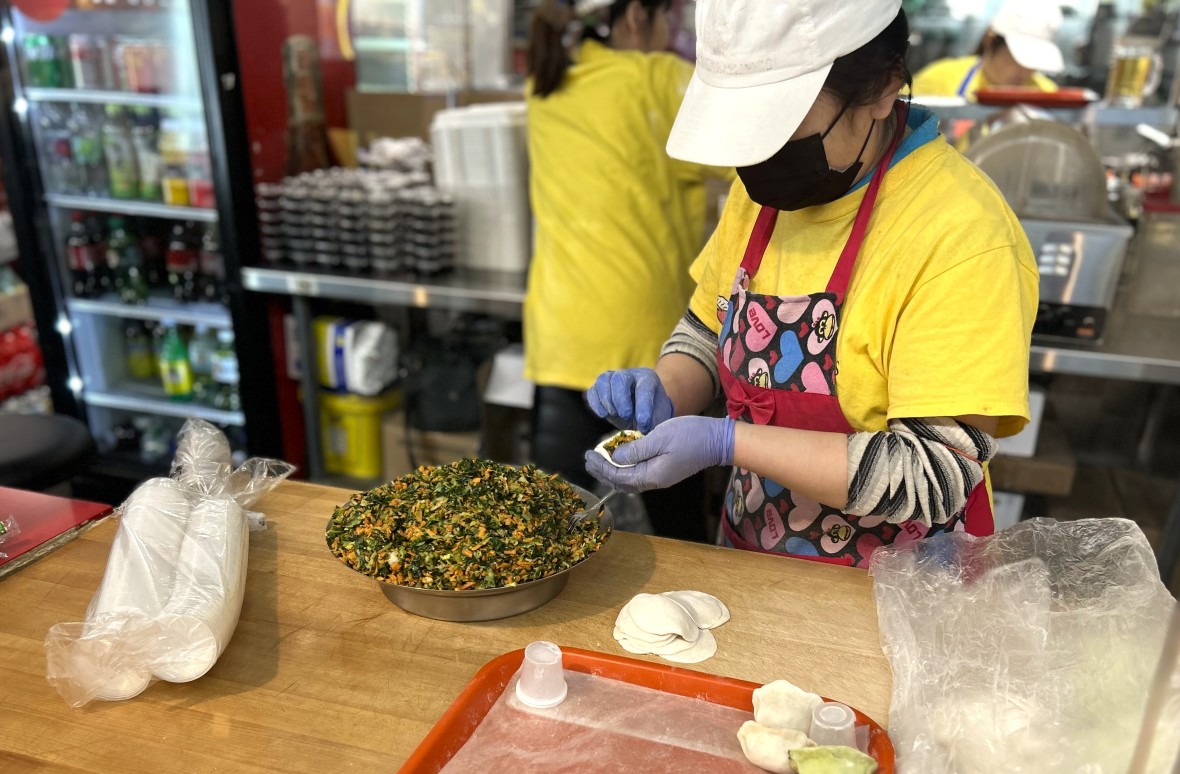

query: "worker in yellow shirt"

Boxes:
[524, 0, 731, 541]
[913, 0, 1064, 100]
[584, 0, 1038, 567]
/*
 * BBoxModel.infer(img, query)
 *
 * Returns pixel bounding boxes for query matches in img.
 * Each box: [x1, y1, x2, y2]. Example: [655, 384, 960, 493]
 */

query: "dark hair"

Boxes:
[527, 0, 672, 98]
[823, 10, 912, 107]
[974, 32, 1007, 57]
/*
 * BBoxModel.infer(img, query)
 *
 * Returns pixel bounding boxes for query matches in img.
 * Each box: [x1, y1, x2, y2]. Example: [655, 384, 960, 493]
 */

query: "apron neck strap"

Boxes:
[825, 101, 909, 296]
[737, 101, 910, 288]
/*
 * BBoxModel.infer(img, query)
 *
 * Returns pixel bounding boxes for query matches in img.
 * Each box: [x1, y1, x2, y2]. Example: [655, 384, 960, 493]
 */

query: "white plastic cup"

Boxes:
[810, 701, 858, 748]
[515, 641, 567, 709]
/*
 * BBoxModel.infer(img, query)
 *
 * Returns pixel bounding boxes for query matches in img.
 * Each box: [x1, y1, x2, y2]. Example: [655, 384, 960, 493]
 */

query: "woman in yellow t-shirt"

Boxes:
[583, 1, 1038, 567]
[525, 0, 730, 541]
[912, 1, 1064, 100]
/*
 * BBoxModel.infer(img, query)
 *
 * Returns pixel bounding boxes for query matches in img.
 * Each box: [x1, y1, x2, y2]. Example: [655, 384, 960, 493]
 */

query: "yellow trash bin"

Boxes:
[320, 389, 402, 479]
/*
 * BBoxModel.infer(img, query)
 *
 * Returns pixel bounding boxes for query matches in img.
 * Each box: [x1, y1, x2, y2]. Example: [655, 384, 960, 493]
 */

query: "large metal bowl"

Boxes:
[333, 481, 613, 622]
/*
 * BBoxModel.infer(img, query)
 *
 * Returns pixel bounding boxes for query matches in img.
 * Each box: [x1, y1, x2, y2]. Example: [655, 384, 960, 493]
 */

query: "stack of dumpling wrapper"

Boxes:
[612, 591, 730, 663]
[739, 680, 878, 774]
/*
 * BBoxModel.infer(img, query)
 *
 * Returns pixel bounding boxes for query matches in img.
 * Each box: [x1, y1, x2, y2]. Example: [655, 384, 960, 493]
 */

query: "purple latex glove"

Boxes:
[584, 416, 736, 494]
[585, 368, 675, 434]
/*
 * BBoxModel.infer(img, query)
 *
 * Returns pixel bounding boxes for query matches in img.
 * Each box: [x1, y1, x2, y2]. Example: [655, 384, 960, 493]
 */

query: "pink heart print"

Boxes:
[776, 298, 809, 325]
[760, 505, 786, 550]
[819, 513, 855, 554]
[745, 474, 766, 513]
[801, 362, 830, 395]
[807, 298, 838, 355]
[745, 302, 776, 353]
[787, 495, 822, 531]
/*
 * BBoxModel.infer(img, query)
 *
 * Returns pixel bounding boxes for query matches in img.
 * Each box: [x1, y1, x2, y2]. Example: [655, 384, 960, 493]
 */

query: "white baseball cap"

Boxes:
[667, 0, 903, 167]
[991, 0, 1065, 74]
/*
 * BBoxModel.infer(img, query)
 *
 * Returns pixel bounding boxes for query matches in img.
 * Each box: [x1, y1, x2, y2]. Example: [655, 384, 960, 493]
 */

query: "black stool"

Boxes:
[0, 414, 96, 491]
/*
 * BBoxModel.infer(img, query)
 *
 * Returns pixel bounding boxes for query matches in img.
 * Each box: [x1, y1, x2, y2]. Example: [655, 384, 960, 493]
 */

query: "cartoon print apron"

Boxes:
[716, 103, 993, 568]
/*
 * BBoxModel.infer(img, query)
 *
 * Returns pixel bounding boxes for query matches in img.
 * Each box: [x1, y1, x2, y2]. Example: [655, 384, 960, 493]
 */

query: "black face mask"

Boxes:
[737, 105, 875, 212]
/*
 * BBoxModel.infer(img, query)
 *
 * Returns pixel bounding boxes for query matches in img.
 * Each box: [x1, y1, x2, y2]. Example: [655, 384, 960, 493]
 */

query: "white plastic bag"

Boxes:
[44, 419, 293, 707]
[0, 514, 19, 558]
[869, 518, 1178, 773]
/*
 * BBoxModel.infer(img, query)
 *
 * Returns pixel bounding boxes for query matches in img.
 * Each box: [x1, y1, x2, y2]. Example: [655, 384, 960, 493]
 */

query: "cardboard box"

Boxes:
[347, 89, 523, 145]
[0, 285, 33, 333]
[382, 410, 482, 480]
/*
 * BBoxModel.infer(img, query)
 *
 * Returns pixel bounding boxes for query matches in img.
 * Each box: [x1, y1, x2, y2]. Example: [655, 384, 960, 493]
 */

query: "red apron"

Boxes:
[717, 103, 993, 568]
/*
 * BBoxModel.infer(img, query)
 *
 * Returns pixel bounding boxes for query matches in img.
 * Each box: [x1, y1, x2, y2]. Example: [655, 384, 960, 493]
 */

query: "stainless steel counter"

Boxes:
[241, 266, 528, 320]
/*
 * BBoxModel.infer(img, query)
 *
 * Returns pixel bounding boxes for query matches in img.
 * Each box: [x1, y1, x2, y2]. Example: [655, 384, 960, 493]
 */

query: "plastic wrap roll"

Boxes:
[152, 496, 249, 683]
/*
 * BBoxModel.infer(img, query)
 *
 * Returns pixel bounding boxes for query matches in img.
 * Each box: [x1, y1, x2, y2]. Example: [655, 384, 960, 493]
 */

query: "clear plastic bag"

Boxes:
[869, 517, 1179, 773]
[44, 419, 294, 707]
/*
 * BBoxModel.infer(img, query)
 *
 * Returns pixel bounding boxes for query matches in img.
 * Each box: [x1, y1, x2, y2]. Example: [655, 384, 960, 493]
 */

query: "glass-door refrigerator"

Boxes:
[0, 0, 281, 491]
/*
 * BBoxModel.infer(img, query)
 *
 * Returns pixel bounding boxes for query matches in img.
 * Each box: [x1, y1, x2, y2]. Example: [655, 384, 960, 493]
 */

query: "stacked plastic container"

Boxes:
[430, 103, 531, 273]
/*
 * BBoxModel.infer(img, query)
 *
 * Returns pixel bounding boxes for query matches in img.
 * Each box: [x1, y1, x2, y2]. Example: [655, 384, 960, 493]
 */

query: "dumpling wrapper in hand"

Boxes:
[754, 679, 824, 733]
[789, 745, 878, 774]
[737, 721, 814, 774]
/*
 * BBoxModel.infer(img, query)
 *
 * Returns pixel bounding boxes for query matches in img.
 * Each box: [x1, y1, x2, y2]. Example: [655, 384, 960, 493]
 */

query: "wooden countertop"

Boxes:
[0, 481, 892, 772]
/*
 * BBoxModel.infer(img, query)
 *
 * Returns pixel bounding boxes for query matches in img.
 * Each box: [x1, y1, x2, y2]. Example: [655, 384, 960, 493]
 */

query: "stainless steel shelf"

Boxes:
[242, 266, 528, 319]
[83, 387, 245, 426]
[67, 295, 231, 328]
[25, 87, 202, 112]
[45, 194, 217, 222]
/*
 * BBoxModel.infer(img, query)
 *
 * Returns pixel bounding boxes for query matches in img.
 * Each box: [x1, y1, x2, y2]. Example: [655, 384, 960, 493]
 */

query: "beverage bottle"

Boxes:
[159, 114, 191, 206]
[211, 329, 240, 411]
[188, 323, 217, 403]
[108, 216, 148, 304]
[157, 320, 193, 401]
[137, 217, 166, 289]
[65, 212, 100, 298]
[52, 35, 74, 88]
[130, 107, 162, 201]
[39, 104, 78, 193]
[149, 320, 165, 375]
[165, 221, 198, 301]
[125, 321, 155, 379]
[198, 225, 227, 304]
[102, 105, 140, 200]
[22, 34, 44, 87]
[85, 215, 112, 294]
[68, 104, 108, 196]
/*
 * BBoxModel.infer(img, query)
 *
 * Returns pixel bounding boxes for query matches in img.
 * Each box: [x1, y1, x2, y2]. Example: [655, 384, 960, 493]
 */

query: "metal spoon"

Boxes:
[568, 489, 618, 531]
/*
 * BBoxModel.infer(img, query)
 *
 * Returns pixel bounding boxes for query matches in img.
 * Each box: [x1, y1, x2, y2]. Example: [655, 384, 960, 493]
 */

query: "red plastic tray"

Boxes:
[400, 647, 894, 773]
[975, 87, 1095, 108]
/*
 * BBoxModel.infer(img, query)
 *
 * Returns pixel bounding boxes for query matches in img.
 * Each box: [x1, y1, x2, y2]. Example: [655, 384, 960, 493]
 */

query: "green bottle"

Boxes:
[108, 217, 148, 304]
[157, 320, 193, 401]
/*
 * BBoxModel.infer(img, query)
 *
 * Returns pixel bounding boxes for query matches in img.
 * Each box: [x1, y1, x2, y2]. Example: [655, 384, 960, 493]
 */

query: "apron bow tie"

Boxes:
[727, 379, 776, 425]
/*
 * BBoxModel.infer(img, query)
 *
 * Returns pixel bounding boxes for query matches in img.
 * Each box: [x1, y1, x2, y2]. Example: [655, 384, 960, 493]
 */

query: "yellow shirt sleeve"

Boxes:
[688, 178, 755, 332]
[886, 247, 1038, 437]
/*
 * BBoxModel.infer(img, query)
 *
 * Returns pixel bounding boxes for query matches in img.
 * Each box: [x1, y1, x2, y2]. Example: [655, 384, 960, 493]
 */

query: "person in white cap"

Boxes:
[524, 0, 732, 541]
[913, 0, 1065, 100]
[583, 1, 1038, 567]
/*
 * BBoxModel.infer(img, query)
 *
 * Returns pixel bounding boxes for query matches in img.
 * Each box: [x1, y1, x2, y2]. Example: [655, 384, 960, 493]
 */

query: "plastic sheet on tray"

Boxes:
[44, 419, 294, 707]
[441, 670, 764, 773]
[869, 517, 1179, 773]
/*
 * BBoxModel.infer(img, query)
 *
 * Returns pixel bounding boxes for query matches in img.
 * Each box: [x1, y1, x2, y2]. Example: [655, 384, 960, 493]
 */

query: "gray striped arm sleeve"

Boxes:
[661, 311, 721, 400]
[846, 417, 999, 526]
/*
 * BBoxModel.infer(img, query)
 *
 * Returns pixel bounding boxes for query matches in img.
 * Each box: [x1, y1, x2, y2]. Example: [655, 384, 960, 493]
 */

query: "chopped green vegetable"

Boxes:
[326, 459, 608, 591]
[603, 430, 642, 455]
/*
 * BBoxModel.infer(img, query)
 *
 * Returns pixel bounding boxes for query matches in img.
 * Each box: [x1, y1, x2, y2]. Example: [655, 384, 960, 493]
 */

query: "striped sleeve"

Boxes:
[845, 417, 998, 526]
[661, 310, 721, 399]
